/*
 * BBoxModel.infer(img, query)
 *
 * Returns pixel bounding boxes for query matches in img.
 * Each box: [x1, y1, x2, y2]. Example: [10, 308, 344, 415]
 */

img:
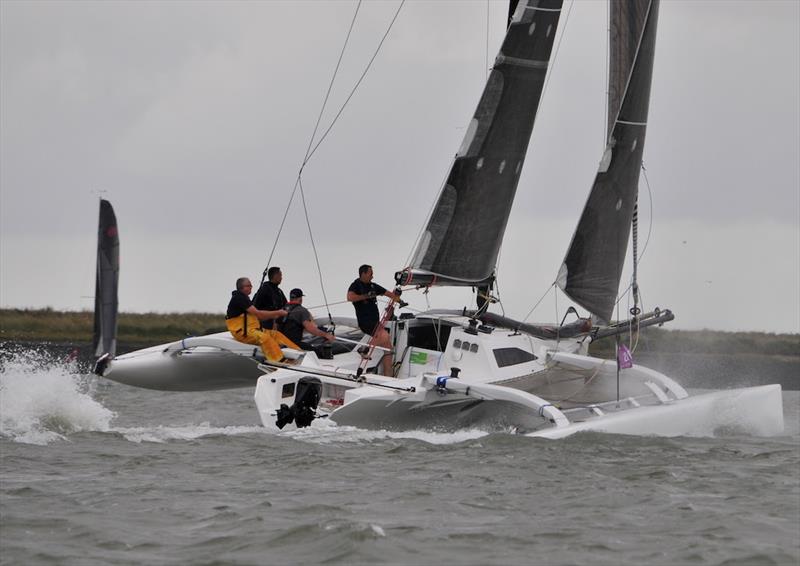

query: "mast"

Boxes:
[556, 0, 659, 323]
[93, 199, 120, 358]
[397, 0, 563, 289]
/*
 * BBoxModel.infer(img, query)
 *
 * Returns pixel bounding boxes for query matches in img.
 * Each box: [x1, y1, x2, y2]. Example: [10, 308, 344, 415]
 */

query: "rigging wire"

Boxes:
[301, 1, 363, 171]
[522, 283, 555, 324]
[298, 176, 333, 324]
[516, 0, 574, 324]
[604, 0, 610, 145]
[536, 0, 574, 117]
[262, 0, 363, 279]
[303, 0, 406, 166]
[261, 0, 405, 321]
[485, 0, 490, 82]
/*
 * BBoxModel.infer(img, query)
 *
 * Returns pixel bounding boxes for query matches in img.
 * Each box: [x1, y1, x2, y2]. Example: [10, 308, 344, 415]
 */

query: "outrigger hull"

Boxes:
[101, 333, 265, 391]
[527, 384, 784, 439]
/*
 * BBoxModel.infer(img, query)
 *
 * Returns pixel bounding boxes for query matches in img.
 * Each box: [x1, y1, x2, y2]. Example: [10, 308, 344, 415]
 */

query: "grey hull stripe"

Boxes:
[616, 120, 648, 126]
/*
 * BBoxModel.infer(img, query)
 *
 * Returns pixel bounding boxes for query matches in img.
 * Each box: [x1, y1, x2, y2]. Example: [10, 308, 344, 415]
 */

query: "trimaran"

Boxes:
[94, 0, 784, 438]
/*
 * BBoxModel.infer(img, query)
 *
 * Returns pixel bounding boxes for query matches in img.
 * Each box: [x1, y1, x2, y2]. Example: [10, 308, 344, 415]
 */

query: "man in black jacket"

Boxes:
[253, 266, 287, 329]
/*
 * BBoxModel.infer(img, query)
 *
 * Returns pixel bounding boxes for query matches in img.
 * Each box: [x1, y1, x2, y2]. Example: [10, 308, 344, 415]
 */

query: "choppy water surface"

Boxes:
[2, 348, 798, 565]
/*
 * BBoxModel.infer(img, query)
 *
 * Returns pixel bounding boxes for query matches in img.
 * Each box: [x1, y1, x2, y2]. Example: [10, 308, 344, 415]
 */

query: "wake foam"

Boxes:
[283, 418, 492, 445]
[115, 423, 264, 444]
[0, 348, 115, 445]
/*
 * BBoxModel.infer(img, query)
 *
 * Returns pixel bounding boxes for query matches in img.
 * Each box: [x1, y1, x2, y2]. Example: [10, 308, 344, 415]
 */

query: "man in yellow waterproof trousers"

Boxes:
[225, 277, 300, 362]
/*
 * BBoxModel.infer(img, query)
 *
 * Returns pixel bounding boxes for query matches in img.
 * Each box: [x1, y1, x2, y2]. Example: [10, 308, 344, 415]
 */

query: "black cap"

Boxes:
[289, 288, 304, 299]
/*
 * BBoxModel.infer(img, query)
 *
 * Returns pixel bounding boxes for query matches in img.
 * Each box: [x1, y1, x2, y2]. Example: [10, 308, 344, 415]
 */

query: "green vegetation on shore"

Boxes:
[1, 308, 798, 356]
[588, 327, 800, 357]
[0, 308, 225, 348]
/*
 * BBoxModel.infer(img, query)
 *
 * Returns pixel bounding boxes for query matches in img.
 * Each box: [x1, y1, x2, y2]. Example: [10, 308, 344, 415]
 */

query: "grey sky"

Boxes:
[1, 0, 798, 333]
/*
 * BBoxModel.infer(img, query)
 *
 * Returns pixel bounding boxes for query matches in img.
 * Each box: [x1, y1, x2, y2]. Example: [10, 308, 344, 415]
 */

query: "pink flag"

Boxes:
[617, 344, 633, 369]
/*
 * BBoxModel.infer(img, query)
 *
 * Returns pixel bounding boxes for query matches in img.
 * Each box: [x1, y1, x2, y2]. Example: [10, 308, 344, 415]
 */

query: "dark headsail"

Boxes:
[93, 199, 120, 358]
[557, 0, 659, 323]
[397, 0, 563, 288]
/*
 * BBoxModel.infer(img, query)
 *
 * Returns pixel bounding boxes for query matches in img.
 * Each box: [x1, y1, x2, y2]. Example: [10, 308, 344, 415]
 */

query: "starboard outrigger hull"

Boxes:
[527, 384, 784, 439]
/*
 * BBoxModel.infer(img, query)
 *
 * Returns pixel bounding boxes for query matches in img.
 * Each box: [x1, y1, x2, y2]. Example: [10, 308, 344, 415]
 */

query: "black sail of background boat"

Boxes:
[92, 199, 119, 375]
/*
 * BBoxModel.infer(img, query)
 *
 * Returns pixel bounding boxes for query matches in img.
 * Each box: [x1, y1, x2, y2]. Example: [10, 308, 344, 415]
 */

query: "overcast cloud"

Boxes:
[1, 0, 798, 333]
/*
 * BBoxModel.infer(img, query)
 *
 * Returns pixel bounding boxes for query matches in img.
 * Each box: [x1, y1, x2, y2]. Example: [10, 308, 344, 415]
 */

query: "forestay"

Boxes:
[398, 0, 563, 288]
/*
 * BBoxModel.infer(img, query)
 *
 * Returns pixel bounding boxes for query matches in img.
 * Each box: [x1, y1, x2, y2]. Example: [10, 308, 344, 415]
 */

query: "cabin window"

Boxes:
[405, 321, 454, 352]
[493, 347, 537, 368]
[281, 383, 295, 398]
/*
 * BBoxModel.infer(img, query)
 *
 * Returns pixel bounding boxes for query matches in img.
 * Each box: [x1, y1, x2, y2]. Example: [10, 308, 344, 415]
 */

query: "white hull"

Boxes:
[251, 312, 785, 439]
[99, 312, 785, 440]
[527, 384, 784, 439]
[255, 364, 784, 439]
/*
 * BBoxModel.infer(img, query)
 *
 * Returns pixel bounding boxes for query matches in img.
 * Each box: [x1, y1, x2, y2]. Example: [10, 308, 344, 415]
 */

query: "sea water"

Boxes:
[1, 347, 798, 566]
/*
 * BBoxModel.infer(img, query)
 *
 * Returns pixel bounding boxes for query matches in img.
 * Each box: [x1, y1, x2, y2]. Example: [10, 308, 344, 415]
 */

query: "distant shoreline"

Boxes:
[2, 307, 797, 351]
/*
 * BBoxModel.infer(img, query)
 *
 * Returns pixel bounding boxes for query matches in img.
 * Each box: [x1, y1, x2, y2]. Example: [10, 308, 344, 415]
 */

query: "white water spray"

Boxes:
[0, 348, 115, 444]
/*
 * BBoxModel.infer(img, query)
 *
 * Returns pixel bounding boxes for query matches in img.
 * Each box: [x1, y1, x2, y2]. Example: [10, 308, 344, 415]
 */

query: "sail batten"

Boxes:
[400, 0, 563, 287]
[558, 0, 659, 323]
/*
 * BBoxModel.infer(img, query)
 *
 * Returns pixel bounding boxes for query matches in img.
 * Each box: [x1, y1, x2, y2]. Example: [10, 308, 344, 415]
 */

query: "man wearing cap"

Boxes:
[281, 288, 336, 350]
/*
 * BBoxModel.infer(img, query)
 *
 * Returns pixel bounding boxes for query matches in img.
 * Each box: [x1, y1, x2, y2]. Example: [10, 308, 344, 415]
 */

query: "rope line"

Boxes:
[614, 161, 655, 311]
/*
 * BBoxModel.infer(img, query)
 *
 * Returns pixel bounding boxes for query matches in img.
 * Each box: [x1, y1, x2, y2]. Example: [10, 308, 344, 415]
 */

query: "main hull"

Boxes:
[253, 339, 785, 439]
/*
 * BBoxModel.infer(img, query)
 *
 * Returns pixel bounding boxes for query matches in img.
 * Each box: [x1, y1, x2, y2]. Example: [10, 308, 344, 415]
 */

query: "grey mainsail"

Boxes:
[93, 199, 119, 358]
[557, 0, 659, 323]
[397, 0, 563, 288]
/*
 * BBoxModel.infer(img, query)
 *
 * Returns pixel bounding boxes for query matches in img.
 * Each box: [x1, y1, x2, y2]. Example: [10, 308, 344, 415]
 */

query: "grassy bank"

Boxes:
[588, 326, 800, 357]
[0, 308, 226, 347]
[1, 308, 798, 356]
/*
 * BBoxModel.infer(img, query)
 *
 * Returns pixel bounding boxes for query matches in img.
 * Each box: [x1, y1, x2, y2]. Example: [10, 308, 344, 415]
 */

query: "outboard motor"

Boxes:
[275, 377, 322, 429]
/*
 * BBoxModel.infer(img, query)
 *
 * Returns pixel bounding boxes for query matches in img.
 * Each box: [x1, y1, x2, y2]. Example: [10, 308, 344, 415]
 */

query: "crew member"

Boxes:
[347, 264, 401, 376]
[253, 266, 287, 329]
[281, 288, 336, 350]
[226, 277, 300, 362]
